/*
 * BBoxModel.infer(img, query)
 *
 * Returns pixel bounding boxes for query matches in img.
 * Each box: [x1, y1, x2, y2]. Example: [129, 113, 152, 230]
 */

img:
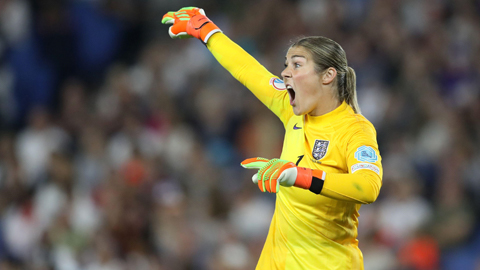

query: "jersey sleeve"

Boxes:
[320, 122, 383, 204]
[207, 33, 293, 125]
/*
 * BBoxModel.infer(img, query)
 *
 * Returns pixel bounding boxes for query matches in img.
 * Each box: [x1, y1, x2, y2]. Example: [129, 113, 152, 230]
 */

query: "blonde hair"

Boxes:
[290, 36, 361, 114]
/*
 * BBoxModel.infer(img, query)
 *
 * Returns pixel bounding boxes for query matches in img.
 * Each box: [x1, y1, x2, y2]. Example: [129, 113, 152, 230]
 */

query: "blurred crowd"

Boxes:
[0, 0, 479, 269]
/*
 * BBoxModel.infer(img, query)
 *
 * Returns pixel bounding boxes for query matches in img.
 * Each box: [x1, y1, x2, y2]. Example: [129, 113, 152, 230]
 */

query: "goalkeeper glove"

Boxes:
[240, 157, 326, 194]
[162, 7, 222, 44]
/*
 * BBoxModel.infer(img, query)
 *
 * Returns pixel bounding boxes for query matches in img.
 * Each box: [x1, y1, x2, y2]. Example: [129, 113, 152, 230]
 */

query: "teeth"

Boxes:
[286, 85, 293, 90]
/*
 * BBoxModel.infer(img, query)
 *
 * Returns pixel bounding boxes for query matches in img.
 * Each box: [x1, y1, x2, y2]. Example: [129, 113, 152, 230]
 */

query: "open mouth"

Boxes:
[286, 85, 295, 105]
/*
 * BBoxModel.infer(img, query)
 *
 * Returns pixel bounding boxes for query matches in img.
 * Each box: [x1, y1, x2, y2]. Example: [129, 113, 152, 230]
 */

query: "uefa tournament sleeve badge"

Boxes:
[354, 146, 378, 163]
[312, 140, 329, 160]
[269, 77, 286, 90]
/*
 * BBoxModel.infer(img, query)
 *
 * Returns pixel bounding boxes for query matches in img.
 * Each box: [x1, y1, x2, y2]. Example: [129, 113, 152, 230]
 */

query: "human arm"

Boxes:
[206, 34, 291, 121]
[241, 124, 383, 204]
[323, 125, 383, 204]
[241, 158, 381, 204]
[162, 7, 292, 122]
[321, 168, 381, 204]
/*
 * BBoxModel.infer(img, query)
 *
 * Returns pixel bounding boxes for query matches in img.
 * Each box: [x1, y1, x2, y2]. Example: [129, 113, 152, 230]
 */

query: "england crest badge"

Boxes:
[312, 140, 329, 160]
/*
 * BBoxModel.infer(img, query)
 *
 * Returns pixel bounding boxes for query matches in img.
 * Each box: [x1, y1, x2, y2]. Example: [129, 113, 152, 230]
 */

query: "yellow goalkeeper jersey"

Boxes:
[208, 33, 383, 270]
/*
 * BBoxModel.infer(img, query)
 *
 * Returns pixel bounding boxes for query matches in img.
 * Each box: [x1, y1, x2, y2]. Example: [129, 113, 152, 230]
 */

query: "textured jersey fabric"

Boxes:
[208, 33, 383, 270]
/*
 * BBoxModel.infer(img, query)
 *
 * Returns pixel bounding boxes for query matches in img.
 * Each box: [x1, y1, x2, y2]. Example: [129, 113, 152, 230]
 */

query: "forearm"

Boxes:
[206, 33, 289, 114]
[284, 165, 381, 204]
[207, 33, 272, 87]
[320, 171, 382, 204]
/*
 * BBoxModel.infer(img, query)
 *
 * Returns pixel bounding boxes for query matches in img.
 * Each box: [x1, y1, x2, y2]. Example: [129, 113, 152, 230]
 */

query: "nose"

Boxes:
[281, 67, 291, 80]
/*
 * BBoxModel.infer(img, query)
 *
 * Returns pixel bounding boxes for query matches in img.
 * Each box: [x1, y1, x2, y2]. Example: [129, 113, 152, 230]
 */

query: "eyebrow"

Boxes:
[284, 55, 307, 66]
[285, 55, 306, 60]
[291, 55, 306, 59]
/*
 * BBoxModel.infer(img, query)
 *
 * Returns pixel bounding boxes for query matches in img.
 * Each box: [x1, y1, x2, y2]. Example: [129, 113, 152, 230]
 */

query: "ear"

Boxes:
[322, 67, 337, 85]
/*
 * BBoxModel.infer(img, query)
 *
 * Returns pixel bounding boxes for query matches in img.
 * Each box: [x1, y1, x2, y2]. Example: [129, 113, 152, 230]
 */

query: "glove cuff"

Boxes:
[187, 14, 222, 43]
[294, 167, 313, 189]
[309, 170, 326, 194]
[294, 168, 326, 194]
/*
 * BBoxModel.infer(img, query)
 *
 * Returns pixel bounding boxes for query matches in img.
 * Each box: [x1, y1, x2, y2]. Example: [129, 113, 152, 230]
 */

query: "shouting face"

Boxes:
[281, 46, 338, 116]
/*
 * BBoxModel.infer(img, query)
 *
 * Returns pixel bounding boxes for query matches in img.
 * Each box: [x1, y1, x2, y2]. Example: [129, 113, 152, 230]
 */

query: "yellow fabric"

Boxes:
[208, 33, 383, 270]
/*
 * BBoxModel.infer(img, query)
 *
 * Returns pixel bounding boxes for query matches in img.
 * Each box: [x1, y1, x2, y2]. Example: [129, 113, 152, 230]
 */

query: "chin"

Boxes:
[292, 107, 304, 116]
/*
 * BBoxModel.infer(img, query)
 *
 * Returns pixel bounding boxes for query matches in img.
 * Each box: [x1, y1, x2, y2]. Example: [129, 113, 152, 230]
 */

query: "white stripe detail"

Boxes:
[351, 163, 380, 175]
[203, 29, 222, 43]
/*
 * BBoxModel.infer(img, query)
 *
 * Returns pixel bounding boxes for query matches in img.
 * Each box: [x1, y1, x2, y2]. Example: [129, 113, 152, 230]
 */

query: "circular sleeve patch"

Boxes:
[269, 78, 286, 90]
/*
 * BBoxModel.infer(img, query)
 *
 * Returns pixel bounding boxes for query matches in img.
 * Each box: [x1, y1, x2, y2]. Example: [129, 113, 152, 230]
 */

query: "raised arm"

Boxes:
[162, 7, 292, 123]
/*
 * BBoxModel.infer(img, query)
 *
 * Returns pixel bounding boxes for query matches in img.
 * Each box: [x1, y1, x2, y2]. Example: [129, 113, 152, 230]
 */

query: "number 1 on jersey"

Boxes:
[296, 155, 304, 166]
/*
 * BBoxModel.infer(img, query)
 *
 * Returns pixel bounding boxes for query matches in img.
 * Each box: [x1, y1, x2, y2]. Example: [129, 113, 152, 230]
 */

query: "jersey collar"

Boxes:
[305, 101, 352, 125]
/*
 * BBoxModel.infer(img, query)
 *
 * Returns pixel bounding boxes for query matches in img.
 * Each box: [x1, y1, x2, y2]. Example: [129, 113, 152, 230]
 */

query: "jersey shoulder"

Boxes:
[335, 108, 377, 137]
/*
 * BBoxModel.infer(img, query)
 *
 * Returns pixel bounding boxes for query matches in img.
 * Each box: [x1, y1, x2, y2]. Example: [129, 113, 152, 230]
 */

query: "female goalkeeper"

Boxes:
[163, 7, 383, 270]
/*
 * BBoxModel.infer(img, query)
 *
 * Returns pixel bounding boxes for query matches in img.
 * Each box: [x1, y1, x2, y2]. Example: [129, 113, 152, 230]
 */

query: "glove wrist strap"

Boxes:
[294, 167, 313, 189]
[294, 168, 326, 194]
[187, 15, 222, 43]
[309, 170, 326, 194]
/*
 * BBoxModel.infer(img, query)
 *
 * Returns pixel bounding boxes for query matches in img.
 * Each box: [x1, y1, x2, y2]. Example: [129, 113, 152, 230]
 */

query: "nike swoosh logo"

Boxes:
[293, 124, 302, 130]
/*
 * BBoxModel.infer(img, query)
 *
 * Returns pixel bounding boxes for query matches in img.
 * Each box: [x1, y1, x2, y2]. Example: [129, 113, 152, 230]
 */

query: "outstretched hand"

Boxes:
[162, 7, 222, 43]
[241, 158, 298, 193]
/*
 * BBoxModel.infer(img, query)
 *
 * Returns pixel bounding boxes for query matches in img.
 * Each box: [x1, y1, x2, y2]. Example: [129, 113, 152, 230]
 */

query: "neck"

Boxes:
[309, 96, 341, 116]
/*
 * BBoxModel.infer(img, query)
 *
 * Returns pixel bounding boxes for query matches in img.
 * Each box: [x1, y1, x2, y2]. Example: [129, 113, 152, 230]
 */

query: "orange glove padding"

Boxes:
[241, 158, 326, 193]
[162, 7, 222, 43]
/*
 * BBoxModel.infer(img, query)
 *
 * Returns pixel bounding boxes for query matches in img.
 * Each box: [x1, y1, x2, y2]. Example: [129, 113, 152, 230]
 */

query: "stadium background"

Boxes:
[0, 0, 479, 269]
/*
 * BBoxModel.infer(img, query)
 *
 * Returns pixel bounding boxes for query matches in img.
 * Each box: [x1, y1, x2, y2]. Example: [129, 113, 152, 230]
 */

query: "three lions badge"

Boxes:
[312, 140, 329, 160]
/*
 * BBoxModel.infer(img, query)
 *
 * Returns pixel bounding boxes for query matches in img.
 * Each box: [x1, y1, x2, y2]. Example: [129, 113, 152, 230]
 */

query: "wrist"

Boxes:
[309, 170, 326, 194]
[187, 14, 222, 43]
[201, 24, 222, 43]
[294, 167, 313, 189]
[294, 167, 326, 194]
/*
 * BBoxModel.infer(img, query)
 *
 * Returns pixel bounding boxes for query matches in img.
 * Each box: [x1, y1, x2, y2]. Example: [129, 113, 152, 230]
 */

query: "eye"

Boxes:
[294, 63, 301, 68]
